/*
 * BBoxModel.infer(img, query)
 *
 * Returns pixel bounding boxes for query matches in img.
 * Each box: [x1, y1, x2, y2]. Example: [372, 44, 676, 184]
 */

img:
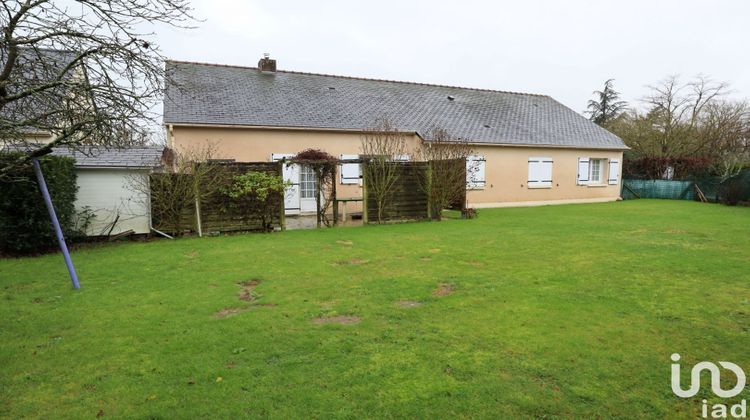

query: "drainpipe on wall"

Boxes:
[167, 124, 174, 148]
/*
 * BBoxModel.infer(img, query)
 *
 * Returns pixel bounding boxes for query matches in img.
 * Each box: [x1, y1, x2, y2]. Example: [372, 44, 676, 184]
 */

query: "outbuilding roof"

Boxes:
[164, 60, 627, 150]
[51, 146, 163, 169]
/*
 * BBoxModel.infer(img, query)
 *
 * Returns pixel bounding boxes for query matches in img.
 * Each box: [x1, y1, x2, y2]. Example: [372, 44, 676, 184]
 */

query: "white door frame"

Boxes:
[298, 164, 318, 213]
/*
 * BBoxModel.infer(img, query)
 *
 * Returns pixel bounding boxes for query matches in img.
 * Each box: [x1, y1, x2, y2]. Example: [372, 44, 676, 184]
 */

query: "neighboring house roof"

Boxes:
[164, 60, 627, 150]
[1, 48, 80, 135]
[51, 146, 163, 169]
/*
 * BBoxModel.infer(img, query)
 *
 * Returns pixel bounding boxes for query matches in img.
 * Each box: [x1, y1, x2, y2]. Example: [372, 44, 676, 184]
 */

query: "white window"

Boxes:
[466, 155, 486, 189]
[608, 160, 620, 185]
[528, 157, 553, 188]
[393, 154, 410, 161]
[589, 159, 604, 184]
[300, 165, 317, 198]
[340, 154, 360, 184]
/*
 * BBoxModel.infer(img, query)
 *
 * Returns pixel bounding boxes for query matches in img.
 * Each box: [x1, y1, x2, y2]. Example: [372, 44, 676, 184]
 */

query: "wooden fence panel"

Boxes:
[150, 162, 284, 234]
[364, 162, 430, 223]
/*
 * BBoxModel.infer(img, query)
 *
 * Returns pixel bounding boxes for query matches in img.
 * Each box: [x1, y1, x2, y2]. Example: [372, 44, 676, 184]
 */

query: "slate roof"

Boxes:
[1, 48, 80, 134]
[164, 60, 627, 150]
[51, 146, 163, 169]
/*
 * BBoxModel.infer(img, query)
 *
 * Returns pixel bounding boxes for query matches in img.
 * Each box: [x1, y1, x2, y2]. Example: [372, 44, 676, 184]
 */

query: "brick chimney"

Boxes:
[258, 53, 276, 72]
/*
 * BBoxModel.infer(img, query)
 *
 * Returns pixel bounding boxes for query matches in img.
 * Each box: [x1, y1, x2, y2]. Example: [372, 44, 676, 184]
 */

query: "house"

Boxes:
[51, 147, 163, 236]
[163, 56, 627, 216]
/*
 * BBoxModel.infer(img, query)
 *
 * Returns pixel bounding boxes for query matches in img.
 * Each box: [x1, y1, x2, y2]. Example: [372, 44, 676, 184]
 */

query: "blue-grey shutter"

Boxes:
[466, 155, 486, 189]
[340, 154, 360, 184]
[272, 153, 300, 213]
[608, 159, 620, 184]
[577, 157, 590, 185]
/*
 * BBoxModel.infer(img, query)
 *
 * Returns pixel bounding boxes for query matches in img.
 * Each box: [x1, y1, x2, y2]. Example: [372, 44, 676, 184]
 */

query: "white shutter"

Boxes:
[528, 157, 553, 188]
[608, 159, 620, 185]
[393, 154, 410, 161]
[340, 154, 360, 184]
[272, 153, 300, 213]
[577, 157, 590, 185]
[466, 155, 486, 189]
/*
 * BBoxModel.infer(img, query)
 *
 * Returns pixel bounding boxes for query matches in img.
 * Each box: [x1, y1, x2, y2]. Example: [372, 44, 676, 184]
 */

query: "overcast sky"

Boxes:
[158, 0, 750, 115]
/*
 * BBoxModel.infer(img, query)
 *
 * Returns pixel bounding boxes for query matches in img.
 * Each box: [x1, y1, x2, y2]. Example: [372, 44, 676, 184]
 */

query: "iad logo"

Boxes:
[671, 353, 748, 418]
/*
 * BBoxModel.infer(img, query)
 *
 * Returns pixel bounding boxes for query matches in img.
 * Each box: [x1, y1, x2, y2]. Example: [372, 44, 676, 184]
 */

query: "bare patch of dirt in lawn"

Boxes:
[336, 240, 354, 246]
[335, 258, 369, 266]
[312, 315, 361, 325]
[238, 279, 261, 301]
[428, 248, 441, 253]
[213, 307, 248, 318]
[420, 256, 432, 261]
[185, 250, 198, 259]
[432, 283, 456, 297]
[396, 300, 423, 308]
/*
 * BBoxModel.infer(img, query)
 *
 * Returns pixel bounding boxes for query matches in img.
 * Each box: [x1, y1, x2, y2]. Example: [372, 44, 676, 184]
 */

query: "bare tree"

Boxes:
[417, 128, 473, 220]
[360, 119, 410, 223]
[699, 100, 750, 179]
[608, 75, 749, 179]
[128, 143, 227, 236]
[640, 75, 728, 158]
[0, 0, 196, 176]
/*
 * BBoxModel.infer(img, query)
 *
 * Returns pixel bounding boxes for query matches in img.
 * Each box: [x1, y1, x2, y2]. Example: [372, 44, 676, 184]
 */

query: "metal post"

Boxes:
[32, 158, 80, 289]
[194, 196, 203, 237]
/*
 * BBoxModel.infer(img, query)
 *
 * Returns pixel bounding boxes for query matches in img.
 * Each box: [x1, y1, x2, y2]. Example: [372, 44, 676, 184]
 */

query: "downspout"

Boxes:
[167, 124, 175, 148]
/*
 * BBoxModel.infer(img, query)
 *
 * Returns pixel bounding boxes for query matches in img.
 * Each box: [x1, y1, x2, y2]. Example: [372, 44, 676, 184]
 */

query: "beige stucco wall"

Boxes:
[467, 145, 623, 206]
[169, 125, 421, 207]
[169, 125, 623, 209]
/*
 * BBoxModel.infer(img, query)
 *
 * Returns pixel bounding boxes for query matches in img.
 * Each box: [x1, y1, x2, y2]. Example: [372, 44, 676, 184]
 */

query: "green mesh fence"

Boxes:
[694, 177, 722, 202]
[621, 179, 694, 200]
[714, 170, 750, 204]
[622, 169, 750, 204]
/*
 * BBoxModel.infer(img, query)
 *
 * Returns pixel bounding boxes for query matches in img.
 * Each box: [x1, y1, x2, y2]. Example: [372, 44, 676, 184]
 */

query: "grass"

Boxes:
[1, 200, 749, 418]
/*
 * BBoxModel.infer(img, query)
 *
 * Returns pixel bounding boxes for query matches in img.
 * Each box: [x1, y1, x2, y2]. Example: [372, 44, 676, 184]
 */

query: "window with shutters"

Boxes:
[527, 157, 553, 188]
[466, 155, 486, 189]
[340, 154, 360, 184]
[589, 159, 604, 184]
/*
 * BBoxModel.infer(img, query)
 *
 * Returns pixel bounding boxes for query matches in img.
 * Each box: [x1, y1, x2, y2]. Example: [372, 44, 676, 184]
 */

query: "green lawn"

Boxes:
[1, 200, 748, 418]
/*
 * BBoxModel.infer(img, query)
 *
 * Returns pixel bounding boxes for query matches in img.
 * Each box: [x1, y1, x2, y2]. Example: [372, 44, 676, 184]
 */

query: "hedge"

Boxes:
[0, 153, 79, 255]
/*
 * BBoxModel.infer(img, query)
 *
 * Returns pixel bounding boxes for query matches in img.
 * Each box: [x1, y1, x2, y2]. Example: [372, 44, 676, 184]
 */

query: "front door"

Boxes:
[299, 164, 318, 213]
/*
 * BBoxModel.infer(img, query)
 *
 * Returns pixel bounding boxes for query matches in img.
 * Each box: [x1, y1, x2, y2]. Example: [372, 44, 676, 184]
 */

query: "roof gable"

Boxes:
[164, 61, 627, 150]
